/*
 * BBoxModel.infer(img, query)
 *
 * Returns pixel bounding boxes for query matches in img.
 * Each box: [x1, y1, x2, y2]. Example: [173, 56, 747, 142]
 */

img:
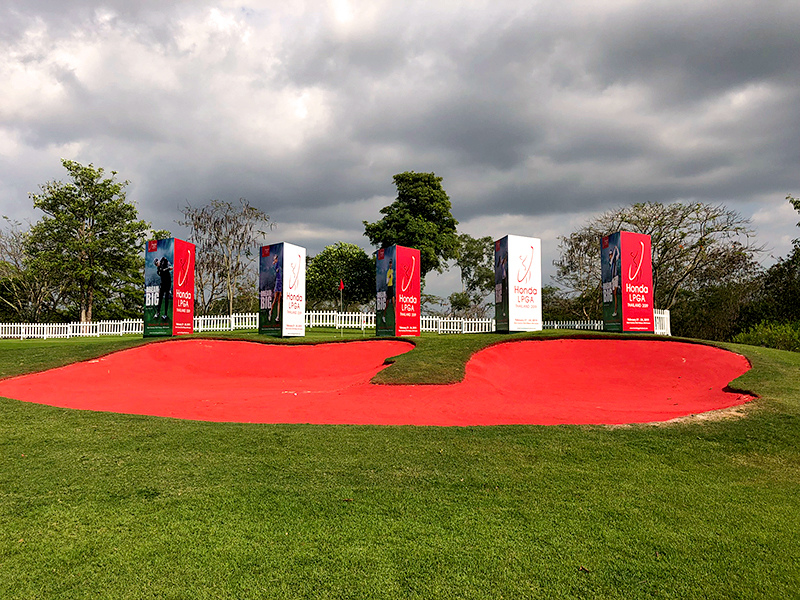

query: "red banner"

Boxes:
[172, 238, 195, 335]
[619, 231, 654, 332]
[394, 245, 421, 336]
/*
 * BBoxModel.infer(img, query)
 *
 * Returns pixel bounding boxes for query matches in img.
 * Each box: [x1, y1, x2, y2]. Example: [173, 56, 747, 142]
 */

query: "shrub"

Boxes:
[732, 321, 800, 352]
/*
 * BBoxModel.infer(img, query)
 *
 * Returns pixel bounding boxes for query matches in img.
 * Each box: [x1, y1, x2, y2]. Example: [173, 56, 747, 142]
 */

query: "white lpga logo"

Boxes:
[517, 246, 534, 283]
[401, 255, 416, 292]
[176, 249, 192, 288]
[628, 241, 645, 281]
[288, 254, 301, 290]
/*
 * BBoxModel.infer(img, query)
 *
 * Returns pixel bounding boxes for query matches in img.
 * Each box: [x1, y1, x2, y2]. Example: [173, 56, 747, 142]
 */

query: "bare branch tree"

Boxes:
[0, 217, 66, 322]
[177, 199, 272, 315]
[554, 202, 764, 314]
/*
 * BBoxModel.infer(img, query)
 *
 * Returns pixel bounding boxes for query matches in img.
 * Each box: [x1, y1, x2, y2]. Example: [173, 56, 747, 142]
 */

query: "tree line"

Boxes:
[1, 160, 798, 347]
[552, 197, 800, 346]
[0, 160, 268, 323]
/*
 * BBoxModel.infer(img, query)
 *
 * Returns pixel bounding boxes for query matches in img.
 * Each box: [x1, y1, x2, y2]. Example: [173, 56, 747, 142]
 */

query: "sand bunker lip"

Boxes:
[0, 338, 753, 426]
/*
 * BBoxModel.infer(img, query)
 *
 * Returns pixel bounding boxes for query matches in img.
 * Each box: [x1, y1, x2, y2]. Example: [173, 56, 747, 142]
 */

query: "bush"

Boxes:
[732, 321, 800, 352]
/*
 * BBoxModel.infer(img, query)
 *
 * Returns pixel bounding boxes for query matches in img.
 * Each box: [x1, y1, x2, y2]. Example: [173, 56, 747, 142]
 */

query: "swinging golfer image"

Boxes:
[386, 258, 395, 310]
[156, 256, 172, 320]
[269, 254, 283, 322]
[497, 253, 507, 317]
[608, 243, 621, 317]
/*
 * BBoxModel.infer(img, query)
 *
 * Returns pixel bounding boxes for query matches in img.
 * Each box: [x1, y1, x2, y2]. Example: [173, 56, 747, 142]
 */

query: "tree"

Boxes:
[456, 233, 494, 295]
[178, 198, 272, 315]
[790, 193, 800, 215]
[554, 202, 763, 320]
[25, 160, 151, 322]
[541, 285, 587, 321]
[420, 293, 448, 316]
[737, 195, 800, 328]
[671, 278, 762, 340]
[0, 217, 66, 322]
[363, 171, 459, 278]
[306, 242, 374, 310]
[447, 291, 471, 317]
[454, 233, 494, 316]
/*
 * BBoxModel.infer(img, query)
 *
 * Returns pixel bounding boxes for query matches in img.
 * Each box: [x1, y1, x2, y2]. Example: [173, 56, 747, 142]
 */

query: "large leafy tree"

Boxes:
[306, 242, 374, 310]
[451, 233, 494, 317]
[554, 202, 763, 320]
[363, 171, 459, 278]
[738, 195, 800, 328]
[0, 217, 66, 322]
[669, 256, 762, 340]
[456, 233, 494, 297]
[178, 198, 271, 315]
[25, 160, 151, 322]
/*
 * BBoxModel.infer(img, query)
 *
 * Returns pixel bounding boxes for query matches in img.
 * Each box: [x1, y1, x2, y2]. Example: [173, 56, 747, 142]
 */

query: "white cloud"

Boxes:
[750, 196, 798, 261]
[0, 0, 798, 301]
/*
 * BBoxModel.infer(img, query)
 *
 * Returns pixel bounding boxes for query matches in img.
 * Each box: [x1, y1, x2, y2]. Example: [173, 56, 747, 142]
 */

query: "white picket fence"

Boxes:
[194, 313, 258, 332]
[424, 317, 496, 334]
[654, 309, 671, 336]
[0, 309, 670, 339]
[543, 320, 603, 331]
[0, 319, 145, 339]
[305, 311, 376, 330]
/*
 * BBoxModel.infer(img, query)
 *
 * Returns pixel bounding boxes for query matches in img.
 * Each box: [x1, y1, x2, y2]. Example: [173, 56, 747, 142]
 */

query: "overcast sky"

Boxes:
[2, 0, 799, 297]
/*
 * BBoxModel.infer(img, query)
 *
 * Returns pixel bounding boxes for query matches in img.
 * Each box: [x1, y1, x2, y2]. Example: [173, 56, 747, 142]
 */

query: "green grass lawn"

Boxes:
[1, 331, 798, 599]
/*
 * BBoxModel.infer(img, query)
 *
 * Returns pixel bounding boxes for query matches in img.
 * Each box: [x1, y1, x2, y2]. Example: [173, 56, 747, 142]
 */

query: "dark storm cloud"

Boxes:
[280, 27, 406, 86]
[585, 3, 800, 105]
[1, 0, 799, 282]
[349, 94, 544, 171]
[131, 134, 389, 231]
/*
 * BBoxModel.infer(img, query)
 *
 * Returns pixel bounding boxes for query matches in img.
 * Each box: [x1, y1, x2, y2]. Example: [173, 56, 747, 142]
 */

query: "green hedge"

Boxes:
[732, 320, 800, 352]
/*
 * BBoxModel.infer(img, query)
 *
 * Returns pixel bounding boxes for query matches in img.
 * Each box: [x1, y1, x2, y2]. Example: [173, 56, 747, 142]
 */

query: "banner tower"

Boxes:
[375, 245, 421, 337]
[144, 238, 195, 337]
[601, 231, 655, 333]
[259, 242, 306, 337]
[494, 235, 542, 332]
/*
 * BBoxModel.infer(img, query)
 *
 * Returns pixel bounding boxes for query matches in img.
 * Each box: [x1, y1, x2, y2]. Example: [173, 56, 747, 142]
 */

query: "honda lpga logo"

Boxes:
[516, 246, 535, 283]
[628, 240, 645, 281]
[401, 255, 416, 292]
[176, 249, 192, 288]
[288, 254, 301, 290]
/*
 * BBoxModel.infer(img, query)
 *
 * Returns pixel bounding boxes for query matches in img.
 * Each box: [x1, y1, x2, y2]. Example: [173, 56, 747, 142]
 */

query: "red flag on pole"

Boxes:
[339, 279, 344, 290]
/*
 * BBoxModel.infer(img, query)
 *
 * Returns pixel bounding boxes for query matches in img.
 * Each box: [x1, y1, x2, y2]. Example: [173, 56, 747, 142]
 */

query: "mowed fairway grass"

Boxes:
[1, 330, 798, 599]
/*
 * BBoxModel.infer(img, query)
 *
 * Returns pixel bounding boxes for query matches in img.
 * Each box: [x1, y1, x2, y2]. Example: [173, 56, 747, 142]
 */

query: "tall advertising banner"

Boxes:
[282, 243, 306, 337]
[395, 245, 421, 336]
[494, 235, 542, 332]
[601, 232, 623, 332]
[144, 238, 195, 337]
[172, 239, 196, 335]
[376, 245, 421, 337]
[375, 245, 395, 337]
[494, 236, 509, 331]
[601, 231, 654, 332]
[259, 242, 306, 337]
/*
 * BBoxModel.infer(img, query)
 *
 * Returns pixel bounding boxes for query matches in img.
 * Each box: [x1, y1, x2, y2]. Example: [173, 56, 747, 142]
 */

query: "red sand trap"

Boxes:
[0, 339, 753, 426]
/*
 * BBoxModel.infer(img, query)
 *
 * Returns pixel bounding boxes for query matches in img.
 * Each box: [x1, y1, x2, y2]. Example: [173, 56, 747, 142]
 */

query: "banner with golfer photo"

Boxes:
[601, 231, 654, 333]
[259, 242, 306, 337]
[375, 245, 421, 337]
[144, 237, 195, 337]
[494, 235, 542, 332]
